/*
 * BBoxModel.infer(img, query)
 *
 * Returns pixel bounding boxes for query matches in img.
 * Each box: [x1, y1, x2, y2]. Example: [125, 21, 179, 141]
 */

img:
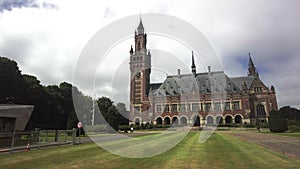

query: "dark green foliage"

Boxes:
[66, 110, 78, 130]
[1, 57, 129, 130]
[279, 106, 300, 122]
[0, 57, 28, 103]
[96, 97, 129, 130]
[0, 57, 88, 130]
[268, 110, 288, 133]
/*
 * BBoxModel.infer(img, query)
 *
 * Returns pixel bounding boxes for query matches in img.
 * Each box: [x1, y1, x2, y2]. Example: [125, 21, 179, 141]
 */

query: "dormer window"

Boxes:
[254, 87, 262, 92]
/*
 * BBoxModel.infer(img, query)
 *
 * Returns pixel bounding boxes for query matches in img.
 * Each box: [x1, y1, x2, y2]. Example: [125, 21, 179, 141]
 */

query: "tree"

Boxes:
[67, 110, 78, 130]
[116, 103, 129, 125]
[0, 57, 28, 103]
[269, 110, 288, 133]
[279, 106, 300, 122]
[0, 57, 78, 129]
[96, 97, 129, 130]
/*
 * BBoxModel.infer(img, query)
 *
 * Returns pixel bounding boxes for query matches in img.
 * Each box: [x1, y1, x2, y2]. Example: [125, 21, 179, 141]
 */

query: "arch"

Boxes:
[180, 116, 188, 125]
[164, 116, 171, 125]
[156, 117, 163, 125]
[234, 114, 242, 124]
[206, 116, 214, 125]
[172, 116, 179, 125]
[225, 115, 233, 124]
[134, 117, 142, 126]
[256, 104, 266, 118]
[192, 115, 201, 126]
[215, 115, 223, 124]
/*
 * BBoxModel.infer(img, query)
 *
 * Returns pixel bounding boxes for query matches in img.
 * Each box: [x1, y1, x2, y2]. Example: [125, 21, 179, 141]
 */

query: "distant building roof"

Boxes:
[0, 104, 34, 131]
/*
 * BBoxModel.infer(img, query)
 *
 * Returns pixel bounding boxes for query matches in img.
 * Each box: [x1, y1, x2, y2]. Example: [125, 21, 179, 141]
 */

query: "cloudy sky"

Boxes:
[0, 0, 299, 109]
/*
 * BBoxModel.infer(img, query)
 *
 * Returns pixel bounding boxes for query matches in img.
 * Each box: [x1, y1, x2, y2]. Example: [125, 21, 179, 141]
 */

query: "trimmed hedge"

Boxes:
[268, 110, 288, 133]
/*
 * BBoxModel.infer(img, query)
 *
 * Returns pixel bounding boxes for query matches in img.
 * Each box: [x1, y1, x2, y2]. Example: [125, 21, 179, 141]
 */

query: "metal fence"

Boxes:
[0, 129, 80, 153]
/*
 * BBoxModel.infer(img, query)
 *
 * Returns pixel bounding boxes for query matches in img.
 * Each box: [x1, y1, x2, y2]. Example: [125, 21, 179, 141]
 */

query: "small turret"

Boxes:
[248, 52, 259, 78]
[191, 51, 196, 76]
[271, 85, 275, 93]
[130, 45, 133, 54]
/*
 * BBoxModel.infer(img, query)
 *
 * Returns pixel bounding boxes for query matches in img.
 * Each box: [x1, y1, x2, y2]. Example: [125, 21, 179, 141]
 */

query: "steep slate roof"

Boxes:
[150, 83, 162, 91]
[150, 71, 245, 96]
[231, 76, 255, 89]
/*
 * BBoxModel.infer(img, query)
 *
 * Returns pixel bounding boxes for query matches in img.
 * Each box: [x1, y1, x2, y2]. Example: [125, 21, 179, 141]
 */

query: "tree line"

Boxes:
[0, 57, 128, 130]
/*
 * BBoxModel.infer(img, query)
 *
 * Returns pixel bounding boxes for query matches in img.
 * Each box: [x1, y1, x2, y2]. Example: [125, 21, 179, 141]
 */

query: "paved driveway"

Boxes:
[227, 131, 300, 161]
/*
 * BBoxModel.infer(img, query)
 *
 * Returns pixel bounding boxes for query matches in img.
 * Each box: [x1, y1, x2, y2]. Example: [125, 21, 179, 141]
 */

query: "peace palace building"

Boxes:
[129, 18, 278, 126]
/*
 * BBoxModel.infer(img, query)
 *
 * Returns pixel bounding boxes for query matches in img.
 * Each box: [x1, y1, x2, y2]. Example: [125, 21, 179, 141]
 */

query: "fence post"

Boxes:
[65, 130, 67, 142]
[45, 130, 48, 142]
[57, 130, 60, 146]
[72, 128, 76, 145]
[10, 131, 15, 153]
[37, 129, 41, 149]
[78, 128, 81, 144]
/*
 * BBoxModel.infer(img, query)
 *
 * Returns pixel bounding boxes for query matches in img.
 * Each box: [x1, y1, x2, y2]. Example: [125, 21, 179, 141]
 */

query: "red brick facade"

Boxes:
[129, 18, 278, 126]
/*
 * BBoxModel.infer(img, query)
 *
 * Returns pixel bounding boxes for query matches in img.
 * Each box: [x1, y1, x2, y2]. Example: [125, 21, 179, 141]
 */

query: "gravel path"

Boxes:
[227, 131, 300, 161]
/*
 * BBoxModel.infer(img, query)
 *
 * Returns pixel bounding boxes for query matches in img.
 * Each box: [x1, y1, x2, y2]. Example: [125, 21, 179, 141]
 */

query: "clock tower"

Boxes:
[129, 17, 151, 118]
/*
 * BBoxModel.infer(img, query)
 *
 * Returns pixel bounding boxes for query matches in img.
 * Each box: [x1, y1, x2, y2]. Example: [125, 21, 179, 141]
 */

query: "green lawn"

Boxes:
[0, 131, 299, 169]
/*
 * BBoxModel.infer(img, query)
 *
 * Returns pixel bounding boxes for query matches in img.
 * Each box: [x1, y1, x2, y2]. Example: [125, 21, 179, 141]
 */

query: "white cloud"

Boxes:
[0, 0, 299, 109]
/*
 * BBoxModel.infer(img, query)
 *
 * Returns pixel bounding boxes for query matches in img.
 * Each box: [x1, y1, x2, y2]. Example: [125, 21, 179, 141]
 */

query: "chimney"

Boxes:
[208, 66, 211, 76]
[177, 69, 181, 76]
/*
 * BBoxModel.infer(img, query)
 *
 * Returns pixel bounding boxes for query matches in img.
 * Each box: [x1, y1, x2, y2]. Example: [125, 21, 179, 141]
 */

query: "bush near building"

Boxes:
[268, 110, 288, 133]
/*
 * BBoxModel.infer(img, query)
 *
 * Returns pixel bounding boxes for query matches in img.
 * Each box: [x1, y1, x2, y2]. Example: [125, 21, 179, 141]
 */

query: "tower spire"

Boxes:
[248, 52, 259, 78]
[137, 13, 144, 35]
[191, 51, 196, 76]
[248, 52, 255, 69]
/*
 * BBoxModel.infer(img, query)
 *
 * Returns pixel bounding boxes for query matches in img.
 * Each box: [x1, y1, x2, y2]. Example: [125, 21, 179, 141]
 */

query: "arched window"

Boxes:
[164, 117, 171, 125]
[156, 117, 163, 125]
[192, 116, 201, 126]
[180, 117, 188, 125]
[216, 116, 223, 124]
[225, 116, 232, 124]
[134, 118, 140, 126]
[256, 104, 266, 118]
[172, 116, 179, 125]
[206, 116, 214, 125]
[234, 115, 242, 123]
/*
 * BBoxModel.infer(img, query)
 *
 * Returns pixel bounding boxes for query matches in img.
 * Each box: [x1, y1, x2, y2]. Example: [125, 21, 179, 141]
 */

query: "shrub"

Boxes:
[118, 125, 130, 131]
[244, 124, 255, 128]
[260, 123, 269, 128]
[217, 123, 240, 127]
[268, 110, 288, 133]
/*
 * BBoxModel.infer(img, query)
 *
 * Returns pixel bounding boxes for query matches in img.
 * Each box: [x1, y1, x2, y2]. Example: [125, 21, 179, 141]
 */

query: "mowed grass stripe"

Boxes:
[202, 132, 299, 169]
[0, 131, 299, 169]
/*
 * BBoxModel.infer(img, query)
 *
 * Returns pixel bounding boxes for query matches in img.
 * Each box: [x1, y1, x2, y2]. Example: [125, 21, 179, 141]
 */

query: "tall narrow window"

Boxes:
[256, 104, 266, 118]
[171, 104, 178, 112]
[164, 104, 170, 112]
[214, 102, 221, 111]
[156, 105, 162, 113]
[179, 104, 186, 112]
[205, 103, 211, 111]
[224, 102, 231, 110]
[192, 103, 200, 111]
[233, 101, 240, 110]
